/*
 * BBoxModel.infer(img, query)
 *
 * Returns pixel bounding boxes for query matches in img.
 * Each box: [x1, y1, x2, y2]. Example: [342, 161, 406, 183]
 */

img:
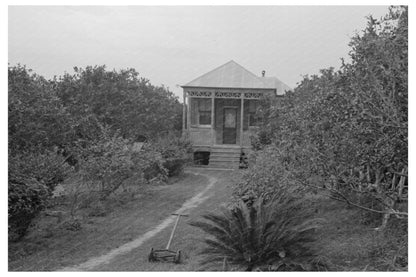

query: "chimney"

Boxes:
[261, 70, 266, 77]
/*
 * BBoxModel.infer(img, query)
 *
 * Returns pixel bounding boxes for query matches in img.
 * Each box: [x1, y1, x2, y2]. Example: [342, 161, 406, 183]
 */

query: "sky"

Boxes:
[8, 5, 390, 99]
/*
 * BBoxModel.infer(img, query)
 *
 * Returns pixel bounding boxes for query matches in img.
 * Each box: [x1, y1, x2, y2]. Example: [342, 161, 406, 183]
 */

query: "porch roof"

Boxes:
[182, 60, 291, 95]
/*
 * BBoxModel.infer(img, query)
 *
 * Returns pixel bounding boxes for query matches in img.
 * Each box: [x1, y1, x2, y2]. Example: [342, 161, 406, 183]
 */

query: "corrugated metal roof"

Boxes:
[182, 60, 291, 94]
[261, 77, 292, 95]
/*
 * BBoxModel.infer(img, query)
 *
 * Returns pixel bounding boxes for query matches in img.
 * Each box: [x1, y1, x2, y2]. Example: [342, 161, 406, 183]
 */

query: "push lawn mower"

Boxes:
[148, 213, 188, 264]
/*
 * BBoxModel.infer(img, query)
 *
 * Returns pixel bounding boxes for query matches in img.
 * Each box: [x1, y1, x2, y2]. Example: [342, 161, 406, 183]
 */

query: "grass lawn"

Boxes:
[95, 169, 237, 271]
[309, 193, 408, 271]
[8, 168, 407, 271]
[8, 169, 236, 271]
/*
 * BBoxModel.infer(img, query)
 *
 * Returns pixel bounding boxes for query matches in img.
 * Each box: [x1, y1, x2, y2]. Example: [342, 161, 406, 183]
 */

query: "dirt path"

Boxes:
[59, 168, 236, 271]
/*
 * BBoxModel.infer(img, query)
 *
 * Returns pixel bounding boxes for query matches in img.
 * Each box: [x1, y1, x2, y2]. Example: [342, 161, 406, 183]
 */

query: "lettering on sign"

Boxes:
[186, 89, 266, 99]
[187, 91, 212, 97]
[214, 91, 242, 98]
[244, 92, 262, 99]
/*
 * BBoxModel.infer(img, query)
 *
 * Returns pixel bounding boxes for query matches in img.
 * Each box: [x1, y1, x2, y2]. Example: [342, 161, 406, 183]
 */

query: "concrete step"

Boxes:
[210, 153, 241, 159]
[209, 145, 242, 169]
[208, 161, 240, 169]
[211, 147, 241, 153]
[212, 144, 241, 148]
[209, 157, 241, 163]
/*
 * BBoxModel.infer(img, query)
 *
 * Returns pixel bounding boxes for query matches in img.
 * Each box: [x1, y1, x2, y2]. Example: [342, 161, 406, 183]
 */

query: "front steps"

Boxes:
[208, 145, 241, 169]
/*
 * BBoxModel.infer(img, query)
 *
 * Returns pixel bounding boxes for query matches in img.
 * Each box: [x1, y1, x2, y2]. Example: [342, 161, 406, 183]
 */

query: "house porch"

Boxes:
[182, 88, 264, 168]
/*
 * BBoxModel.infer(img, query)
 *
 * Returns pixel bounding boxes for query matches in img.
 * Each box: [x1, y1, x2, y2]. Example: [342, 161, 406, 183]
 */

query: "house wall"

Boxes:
[189, 126, 212, 146]
[184, 87, 276, 148]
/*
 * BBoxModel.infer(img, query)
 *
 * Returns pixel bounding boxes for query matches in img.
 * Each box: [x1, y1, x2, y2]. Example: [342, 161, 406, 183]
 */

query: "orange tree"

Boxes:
[241, 6, 407, 230]
[8, 65, 73, 240]
[54, 65, 182, 143]
[8, 65, 185, 240]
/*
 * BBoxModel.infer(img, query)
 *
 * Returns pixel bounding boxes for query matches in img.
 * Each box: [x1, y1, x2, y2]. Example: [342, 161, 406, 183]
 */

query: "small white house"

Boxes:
[182, 60, 290, 168]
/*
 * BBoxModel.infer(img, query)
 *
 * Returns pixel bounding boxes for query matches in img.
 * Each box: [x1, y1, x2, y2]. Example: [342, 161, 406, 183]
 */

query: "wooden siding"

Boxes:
[188, 99, 259, 147]
[189, 127, 212, 146]
[185, 87, 275, 149]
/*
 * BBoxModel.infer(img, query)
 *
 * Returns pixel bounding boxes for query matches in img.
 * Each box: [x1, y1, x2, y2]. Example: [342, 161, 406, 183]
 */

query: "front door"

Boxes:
[223, 107, 237, 144]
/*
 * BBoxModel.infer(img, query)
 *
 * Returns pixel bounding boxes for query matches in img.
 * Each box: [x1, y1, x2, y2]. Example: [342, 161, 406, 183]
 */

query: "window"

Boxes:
[198, 98, 212, 125]
[248, 100, 260, 126]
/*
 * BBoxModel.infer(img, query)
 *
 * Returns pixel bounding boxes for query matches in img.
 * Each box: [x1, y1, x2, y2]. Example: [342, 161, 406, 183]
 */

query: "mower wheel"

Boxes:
[148, 248, 155, 262]
[174, 250, 181, 264]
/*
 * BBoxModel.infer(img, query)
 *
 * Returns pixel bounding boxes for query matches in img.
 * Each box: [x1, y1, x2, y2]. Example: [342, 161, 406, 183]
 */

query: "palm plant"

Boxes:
[190, 195, 325, 271]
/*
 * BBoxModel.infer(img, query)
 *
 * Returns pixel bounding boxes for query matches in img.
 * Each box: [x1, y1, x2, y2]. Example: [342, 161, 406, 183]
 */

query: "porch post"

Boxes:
[211, 94, 215, 146]
[187, 95, 191, 130]
[240, 95, 244, 147]
[182, 90, 186, 132]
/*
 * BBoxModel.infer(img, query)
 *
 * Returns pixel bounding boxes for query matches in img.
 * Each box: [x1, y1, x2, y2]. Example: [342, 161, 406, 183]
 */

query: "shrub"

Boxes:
[64, 178, 102, 218]
[77, 127, 136, 199]
[9, 150, 72, 191]
[65, 127, 184, 218]
[132, 147, 168, 182]
[8, 178, 50, 241]
[250, 129, 273, 151]
[147, 133, 192, 177]
[233, 145, 306, 205]
[190, 195, 324, 271]
[8, 150, 72, 241]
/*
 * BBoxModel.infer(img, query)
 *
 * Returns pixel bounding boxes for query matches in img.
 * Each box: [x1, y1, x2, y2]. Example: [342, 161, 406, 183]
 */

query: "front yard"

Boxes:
[9, 168, 406, 271]
[8, 169, 236, 271]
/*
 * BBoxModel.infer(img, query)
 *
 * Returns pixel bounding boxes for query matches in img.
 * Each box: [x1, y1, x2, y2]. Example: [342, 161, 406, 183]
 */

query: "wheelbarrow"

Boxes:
[148, 213, 189, 264]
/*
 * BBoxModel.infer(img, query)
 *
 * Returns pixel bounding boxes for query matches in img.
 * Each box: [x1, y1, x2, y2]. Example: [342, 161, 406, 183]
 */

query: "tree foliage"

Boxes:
[54, 65, 182, 142]
[8, 65, 73, 154]
[248, 6, 408, 229]
[76, 126, 136, 199]
[8, 64, 186, 240]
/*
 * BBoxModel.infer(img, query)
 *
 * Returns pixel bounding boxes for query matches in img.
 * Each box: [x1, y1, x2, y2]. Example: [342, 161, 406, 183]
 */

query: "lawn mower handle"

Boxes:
[166, 213, 189, 250]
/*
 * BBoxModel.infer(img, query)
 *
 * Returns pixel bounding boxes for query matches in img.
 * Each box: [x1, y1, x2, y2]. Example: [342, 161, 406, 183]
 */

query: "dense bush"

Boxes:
[9, 151, 72, 191]
[8, 64, 184, 160]
[8, 65, 74, 155]
[76, 127, 136, 199]
[249, 6, 408, 229]
[8, 151, 72, 240]
[147, 132, 192, 177]
[8, 178, 50, 241]
[233, 146, 306, 205]
[8, 64, 187, 240]
[65, 128, 190, 217]
[133, 147, 168, 182]
[190, 195, 324, 271]
[53, 65, 183, 141]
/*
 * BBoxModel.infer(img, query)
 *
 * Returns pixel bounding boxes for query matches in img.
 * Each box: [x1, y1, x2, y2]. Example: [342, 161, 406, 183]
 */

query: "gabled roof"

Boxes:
[182, 60, 291, 95]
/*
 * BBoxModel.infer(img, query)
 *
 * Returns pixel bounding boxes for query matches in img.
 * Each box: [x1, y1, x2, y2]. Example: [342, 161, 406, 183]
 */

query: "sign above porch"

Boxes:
[184, 88, 264, 99]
